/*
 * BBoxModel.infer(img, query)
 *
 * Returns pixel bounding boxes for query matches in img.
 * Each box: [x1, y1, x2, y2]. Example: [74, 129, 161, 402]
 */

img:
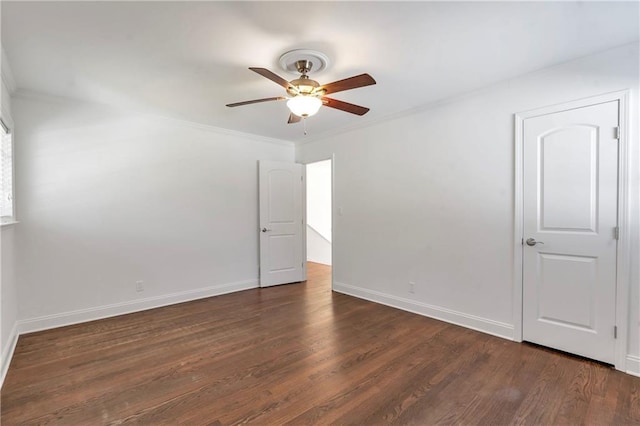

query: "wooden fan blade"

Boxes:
[226, 97, 286, 107]
[319, 73, 376, 95]
[288, 113, 302, 124]
[249, 67, 297, 92]
[322, 97, 370, 116]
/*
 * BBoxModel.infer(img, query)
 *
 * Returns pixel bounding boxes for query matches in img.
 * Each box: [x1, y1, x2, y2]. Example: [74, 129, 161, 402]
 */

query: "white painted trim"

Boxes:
[302, 155, 335, 290]
[614, 91, 632, 371]
[334, 281, 514, 340]
[301, 163, 308, 281]
[1, 113, 17, 225]
[11, 89, 295, 147]
[17, 279, 258, 335]
[513, 90, 632, 372]
[0, 93, 13, 130]
[626, 355, 640, 377]
[513, 115, 524, 342]
[515, 91, 631, 120]
[153, 115, 295, 148]
[2, 279, 257, 388]
[330, 154, 335, 291]
[1, 321, 19, 386]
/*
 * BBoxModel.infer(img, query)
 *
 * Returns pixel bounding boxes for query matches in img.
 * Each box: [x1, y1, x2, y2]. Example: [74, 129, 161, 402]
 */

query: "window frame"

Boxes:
[1, 114, 16, 226]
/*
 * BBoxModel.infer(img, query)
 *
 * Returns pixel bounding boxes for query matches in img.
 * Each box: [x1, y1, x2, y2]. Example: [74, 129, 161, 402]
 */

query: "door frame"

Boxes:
[513, 90, 631, 372]
[303, 154, 335, 291]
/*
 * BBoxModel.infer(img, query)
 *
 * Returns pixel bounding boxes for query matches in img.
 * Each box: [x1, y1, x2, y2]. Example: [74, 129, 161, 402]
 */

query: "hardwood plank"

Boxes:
[473, 343, 551, 424]
[1, 262, 638, 425]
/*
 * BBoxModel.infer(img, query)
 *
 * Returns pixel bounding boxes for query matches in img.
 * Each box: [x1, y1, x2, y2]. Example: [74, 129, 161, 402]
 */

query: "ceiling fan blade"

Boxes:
[322, 97, 370, 116]
[226, 97, 286, 107]
[249, 67, 297, 92]
[287, 113, 302, 124]
[319, 73, 376, 95]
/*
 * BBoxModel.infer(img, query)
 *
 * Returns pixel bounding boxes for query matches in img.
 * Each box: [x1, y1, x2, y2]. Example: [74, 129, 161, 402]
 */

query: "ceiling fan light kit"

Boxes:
[287, 95, 322, 118]
[226, 49, 376, 125]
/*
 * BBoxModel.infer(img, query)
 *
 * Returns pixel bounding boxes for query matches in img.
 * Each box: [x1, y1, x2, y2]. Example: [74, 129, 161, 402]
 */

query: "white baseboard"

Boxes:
[626, 355, 640, 377]
[5, 278, 637, 386]
[1, 321, 19, 386]
[333, 281, 514, 340]
[17, 279, 258, 335]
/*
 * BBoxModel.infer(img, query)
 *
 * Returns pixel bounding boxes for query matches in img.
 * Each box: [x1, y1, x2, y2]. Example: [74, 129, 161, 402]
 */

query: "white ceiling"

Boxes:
[2, 1, 639, 143]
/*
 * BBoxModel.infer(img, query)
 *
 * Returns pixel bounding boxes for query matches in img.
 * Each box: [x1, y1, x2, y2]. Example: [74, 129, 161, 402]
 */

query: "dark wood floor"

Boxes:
[2, 262, 639, 425]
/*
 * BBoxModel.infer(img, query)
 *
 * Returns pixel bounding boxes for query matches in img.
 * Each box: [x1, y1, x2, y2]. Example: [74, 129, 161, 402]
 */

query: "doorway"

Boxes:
[305, 159, 333, 283]
[514, 91, 631, 371]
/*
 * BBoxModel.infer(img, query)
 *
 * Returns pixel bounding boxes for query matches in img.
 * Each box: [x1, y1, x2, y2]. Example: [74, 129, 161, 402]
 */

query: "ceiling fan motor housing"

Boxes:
[288, 77, 321, 97]
[286, 60, 323, 97]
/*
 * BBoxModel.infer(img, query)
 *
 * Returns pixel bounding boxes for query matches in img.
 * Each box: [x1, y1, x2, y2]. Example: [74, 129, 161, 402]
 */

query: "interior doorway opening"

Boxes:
[305, 159, 332, 281]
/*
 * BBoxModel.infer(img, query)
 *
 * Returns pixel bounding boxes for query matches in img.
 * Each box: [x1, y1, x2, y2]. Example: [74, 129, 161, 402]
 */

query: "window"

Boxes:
[1, 118, 14, 224]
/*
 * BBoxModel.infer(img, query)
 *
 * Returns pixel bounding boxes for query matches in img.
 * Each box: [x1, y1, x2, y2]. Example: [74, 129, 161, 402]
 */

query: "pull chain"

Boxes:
[303, 117, 308, 135]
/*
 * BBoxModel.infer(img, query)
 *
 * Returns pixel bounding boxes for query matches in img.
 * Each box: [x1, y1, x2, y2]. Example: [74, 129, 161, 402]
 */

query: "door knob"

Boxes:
[526, 238, 544, 246]
[261, 228, 271, 233]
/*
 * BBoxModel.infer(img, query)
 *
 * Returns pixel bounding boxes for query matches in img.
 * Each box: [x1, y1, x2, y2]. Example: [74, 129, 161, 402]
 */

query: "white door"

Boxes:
[259, 160, 305, 287]
[522, 100, 619, 364]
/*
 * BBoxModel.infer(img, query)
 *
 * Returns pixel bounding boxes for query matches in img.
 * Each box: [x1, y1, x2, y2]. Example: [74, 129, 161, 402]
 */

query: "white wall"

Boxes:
[3, 42, 638, 381]
[306, 160, 332, 242]
[307, 226, 331, 266]
[306, 159, 331, 265]
[11, 93, 294, 332]
[296, 43, 640, 373]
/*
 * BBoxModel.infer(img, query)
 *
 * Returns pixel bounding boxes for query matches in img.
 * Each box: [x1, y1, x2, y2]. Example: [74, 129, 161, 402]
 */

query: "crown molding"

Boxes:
[12, 89, 296, 148]
[296, 40, 640, 147]
[294, 77, 506, 146]
[154, 115, 295, 148]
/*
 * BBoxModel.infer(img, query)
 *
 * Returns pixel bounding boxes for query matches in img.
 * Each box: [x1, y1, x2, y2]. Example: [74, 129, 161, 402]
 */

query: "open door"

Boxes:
[259, 160, 305, 287]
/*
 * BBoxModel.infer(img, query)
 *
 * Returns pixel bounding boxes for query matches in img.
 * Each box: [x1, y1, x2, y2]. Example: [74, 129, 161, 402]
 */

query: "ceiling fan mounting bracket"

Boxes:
[295, 60, 313, 76]
[278, 49, 329, 75]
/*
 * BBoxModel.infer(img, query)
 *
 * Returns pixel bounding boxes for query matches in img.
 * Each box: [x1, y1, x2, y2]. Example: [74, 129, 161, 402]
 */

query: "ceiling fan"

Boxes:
[226, 59, 376, 124]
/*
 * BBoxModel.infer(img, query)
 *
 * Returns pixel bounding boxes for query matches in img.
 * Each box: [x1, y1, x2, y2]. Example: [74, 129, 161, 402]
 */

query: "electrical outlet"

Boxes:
[136, 280, 144, 292]
[409, 281, 415, 294]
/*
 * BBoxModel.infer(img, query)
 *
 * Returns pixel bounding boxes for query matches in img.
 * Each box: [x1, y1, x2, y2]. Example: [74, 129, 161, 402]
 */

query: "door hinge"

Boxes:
[614, 226, 619, 240]
[521, 238, 524, 246]
[614, 126, 620, 140]
[614, 326, 618, 339]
